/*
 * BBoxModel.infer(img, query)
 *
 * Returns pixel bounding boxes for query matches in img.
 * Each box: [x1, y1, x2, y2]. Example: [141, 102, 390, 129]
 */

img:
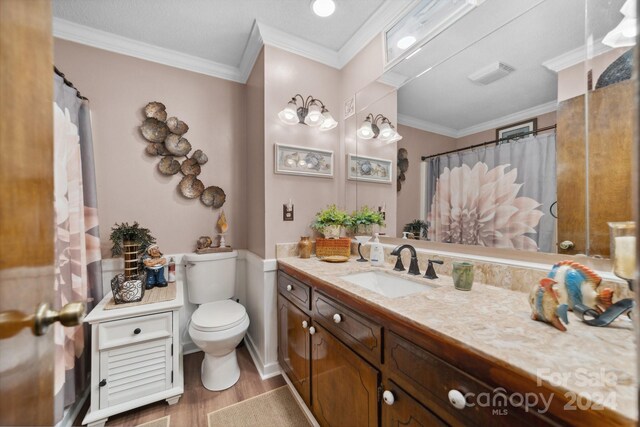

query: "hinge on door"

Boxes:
[171, 343, 173, 356]
[377, 386, 383, 402]
[171, 370, 174, 383]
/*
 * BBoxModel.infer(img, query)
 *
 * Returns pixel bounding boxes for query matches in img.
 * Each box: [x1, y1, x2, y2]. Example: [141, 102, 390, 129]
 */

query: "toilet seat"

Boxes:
[192, 300, 247, 332]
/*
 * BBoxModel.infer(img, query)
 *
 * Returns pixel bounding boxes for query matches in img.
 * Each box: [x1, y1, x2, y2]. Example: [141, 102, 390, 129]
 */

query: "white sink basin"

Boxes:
[340, 271, 437, 298]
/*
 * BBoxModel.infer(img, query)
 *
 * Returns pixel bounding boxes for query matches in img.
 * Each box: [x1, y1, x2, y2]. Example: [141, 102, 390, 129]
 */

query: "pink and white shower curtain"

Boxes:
[53, 73, 103, 422]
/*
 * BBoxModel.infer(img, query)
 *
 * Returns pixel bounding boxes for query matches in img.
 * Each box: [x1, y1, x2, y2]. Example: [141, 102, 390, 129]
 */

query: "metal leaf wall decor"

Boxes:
[140, 102, 226, 209]
[397, 148, 408, 192]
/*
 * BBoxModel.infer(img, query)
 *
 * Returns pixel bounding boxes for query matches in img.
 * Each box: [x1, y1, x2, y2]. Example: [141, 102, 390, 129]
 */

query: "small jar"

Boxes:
[298, 236, 312, 259]
[452, 262, 474, 291]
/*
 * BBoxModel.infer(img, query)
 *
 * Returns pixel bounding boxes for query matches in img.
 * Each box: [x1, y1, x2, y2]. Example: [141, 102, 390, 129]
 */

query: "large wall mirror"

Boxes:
[352, 0, 635, 258]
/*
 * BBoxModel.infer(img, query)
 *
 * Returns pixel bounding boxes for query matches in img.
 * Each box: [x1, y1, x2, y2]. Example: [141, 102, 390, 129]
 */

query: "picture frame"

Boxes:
[496, 118, 537, 141]
[274, 144, 334, 178]
[347, 153, 393, 184]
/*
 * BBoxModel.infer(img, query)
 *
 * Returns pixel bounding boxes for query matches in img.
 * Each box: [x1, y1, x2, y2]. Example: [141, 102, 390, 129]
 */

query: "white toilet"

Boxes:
[184, 251, 250, 391]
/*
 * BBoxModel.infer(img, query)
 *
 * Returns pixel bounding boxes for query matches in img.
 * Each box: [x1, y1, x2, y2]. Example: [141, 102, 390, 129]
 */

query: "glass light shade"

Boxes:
[319, 110, 338, 131]
[311, 0, 335, 17]
[608, 221, 636, 280]
[357, 119, 375, 139]
[278, 101, 299, 125]
[304, 103, 324, 126]
[603, 0, 637, 47]
[378, 121, 394, 140]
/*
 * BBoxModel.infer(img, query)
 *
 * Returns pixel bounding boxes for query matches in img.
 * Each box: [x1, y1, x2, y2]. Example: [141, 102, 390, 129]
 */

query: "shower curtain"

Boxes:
[424, 133, 556, 252]
[53, 73, 103, 422]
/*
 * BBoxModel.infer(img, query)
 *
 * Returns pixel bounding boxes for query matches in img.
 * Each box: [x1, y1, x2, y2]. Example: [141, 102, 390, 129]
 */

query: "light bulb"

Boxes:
[397, 35, 416, 50]
[357, 119, 374, 140]
[278, 100, 299, 125]
[304, 103, 324, 127]
[319, 109, 338, 131]
[311, 0, 335, 17]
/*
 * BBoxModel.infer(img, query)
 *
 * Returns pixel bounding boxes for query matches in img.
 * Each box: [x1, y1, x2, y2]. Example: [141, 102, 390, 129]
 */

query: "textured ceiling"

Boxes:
[52, 0, 386, 67]
[391, 0, 627, 132]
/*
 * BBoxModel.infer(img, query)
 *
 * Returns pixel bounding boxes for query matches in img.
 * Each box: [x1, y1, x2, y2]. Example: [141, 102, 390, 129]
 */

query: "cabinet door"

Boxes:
[277, 293, 311, 405]
[99, 337, 172, 409]
[382, 380, 446, 427]
[312, 323, 379, 427]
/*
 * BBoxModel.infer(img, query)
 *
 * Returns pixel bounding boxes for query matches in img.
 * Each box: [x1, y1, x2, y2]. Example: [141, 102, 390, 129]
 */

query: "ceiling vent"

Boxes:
[468, 62, 515, 85]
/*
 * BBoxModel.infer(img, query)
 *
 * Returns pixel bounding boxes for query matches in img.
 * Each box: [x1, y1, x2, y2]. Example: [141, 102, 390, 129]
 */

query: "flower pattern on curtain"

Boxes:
[425, 134, 556, 252]
[53, 74, 103, 421]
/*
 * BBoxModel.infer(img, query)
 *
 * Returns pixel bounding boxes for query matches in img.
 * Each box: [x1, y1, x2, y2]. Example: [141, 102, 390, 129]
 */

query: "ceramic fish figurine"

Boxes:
[547, 261, 612, 312]
[530, 278, 570, 331]
[217, 210, 228, 233]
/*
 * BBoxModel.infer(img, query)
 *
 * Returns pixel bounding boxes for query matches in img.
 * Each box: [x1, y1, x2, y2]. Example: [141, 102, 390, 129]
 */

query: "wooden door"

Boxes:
[382, 380, 446, 427]
[311, 323, 379, 427]
[277, 294, 311, 405]
[0, 0, 56, 425]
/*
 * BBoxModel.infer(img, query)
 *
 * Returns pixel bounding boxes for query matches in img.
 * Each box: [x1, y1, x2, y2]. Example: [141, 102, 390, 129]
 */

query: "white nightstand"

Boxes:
[82, 283, 184, 427]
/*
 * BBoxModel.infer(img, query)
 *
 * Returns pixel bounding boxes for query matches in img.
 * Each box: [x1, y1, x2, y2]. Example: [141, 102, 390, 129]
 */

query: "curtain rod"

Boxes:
[54, 66, 89, 101]
[421, 124, 557, 161]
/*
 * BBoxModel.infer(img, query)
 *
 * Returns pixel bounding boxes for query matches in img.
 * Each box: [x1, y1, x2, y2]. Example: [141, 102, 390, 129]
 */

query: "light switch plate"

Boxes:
[283, 204, 294, 221]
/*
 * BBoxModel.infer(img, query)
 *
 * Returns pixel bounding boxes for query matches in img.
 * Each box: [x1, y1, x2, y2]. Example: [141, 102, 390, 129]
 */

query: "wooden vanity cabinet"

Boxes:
[382, 379, 447, 427]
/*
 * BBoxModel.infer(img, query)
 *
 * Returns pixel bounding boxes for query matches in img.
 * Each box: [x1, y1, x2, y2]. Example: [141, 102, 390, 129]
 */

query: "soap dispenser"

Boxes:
[370, 233, 385, 266]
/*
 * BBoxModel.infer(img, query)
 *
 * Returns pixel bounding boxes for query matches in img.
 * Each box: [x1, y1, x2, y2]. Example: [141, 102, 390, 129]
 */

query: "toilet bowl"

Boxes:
[189, 299, 250, 391]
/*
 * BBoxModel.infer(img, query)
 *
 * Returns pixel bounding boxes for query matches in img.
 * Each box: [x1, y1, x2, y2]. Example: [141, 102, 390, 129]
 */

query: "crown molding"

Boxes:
[53, 18, 245, 83]
[238, 21, 264, 82]
[399, 100, 558, 139]
[542, 38, 614, 73]
[397, 114, 459, 138]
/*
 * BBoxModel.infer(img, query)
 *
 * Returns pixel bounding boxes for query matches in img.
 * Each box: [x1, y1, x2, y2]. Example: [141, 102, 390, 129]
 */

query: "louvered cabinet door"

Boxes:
[99, 338, 172, 408]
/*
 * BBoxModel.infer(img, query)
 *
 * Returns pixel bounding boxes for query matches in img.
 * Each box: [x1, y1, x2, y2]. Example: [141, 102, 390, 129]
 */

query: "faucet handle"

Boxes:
[393, 257, 405, 272]
[424, 259, 443, 279]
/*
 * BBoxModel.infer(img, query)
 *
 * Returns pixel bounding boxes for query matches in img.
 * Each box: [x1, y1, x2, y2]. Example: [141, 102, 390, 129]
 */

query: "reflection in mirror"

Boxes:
[361, 0, 635, 257]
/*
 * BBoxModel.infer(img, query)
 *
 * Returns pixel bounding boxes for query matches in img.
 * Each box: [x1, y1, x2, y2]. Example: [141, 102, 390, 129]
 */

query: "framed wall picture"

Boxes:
[347, 153, 393, 184]
[496, 118, 537, 141]
[274, 144, 334, 178]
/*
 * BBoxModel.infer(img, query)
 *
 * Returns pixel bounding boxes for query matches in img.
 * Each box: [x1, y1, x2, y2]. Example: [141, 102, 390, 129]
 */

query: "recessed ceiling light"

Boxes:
[311, 0, 336, 17]
[397, 35, 416, 50]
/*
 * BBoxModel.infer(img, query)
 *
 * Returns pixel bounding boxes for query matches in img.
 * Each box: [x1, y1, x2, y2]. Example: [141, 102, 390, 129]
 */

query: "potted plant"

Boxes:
[109, 222, 156, 279]
[403, 219, 429, 240]
[349, 206, 385, 236]
[312, 205, 349, 239]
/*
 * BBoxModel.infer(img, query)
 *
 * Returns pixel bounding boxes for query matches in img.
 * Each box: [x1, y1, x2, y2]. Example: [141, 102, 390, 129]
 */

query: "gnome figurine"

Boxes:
[142, 244, 167, 289]
[529, 278, 570, 332]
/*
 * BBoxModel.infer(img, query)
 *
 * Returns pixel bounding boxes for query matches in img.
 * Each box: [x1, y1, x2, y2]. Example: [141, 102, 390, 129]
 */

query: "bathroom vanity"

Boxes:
[277, 257, 636, 427]
[82, 284, 184, 427]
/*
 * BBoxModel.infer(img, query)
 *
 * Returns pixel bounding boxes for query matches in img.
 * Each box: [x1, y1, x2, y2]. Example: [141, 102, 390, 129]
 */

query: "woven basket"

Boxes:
[316, 237, 351, 258]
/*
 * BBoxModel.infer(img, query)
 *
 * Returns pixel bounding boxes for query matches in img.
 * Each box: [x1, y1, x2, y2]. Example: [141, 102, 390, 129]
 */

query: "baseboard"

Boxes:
[245, 334, 281, 380]
[55, 385, 90, 427]
[282, 372, 320, 427]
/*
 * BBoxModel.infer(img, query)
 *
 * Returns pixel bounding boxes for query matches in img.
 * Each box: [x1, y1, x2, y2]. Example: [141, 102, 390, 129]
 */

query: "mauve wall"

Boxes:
[54, 39, 248, 256]
[263, 45, 342, 259]
[246, 49, 266, 258]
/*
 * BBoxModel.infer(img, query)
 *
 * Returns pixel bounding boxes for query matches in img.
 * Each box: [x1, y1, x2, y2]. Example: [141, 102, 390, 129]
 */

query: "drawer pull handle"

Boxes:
[99, 379, 107, 387]
[286, 284, 293, 292]
[333, 313, 342, 323]
[382, 390, 395, 405]
[302, 320, 308, 329]
[134, 328, 141, 335]
[309, 326, 316, 335]
[448, 389, 467, 410]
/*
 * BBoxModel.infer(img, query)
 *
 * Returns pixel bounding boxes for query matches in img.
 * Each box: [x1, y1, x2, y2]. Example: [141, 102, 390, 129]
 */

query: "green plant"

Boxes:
[403, 219, 429, 239]
[311, 204, 350, 230]
[109, 221, 157, 257]
[349, 206, 385, 229]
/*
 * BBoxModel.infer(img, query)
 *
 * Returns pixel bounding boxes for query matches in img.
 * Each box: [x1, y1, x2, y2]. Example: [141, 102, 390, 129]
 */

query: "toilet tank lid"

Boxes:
[184, 251, 238, 262]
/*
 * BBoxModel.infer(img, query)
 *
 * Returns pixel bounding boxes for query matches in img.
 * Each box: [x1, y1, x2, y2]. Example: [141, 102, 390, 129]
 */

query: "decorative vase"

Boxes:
[452, 262, 474, 291]
[298, 236, 312, 259]
[123, 240, 140, 280]
[323, 225, 341, 239]
[356, 224, 374, 236]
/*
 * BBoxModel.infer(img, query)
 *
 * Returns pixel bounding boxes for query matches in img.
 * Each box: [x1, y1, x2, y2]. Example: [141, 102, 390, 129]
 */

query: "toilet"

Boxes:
[184, 251, 250, 391]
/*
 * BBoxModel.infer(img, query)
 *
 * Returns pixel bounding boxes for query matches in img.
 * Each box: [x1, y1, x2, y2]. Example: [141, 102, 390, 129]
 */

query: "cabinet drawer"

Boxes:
[98, 312, 172, 350]
[278, 271, 311, 311]
[386, 331, 549, 426]
[313, 292, 382, 365]
[382, 380, 447, 427]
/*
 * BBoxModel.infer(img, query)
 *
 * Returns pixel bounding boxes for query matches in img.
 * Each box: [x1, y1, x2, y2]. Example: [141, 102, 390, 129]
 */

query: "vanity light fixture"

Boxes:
[603, 0, 637, 47]
[357, 114, 402, 143]
[278, 94, 338, 131]
[311, 0, 336, 17]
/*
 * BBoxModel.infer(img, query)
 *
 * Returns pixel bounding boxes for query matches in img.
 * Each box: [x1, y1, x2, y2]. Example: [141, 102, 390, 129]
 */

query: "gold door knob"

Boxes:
[0, 302, 85, 339]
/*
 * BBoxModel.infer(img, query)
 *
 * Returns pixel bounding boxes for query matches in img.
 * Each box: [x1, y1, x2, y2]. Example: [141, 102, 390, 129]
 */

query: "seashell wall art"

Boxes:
[140, 101, 226, 209]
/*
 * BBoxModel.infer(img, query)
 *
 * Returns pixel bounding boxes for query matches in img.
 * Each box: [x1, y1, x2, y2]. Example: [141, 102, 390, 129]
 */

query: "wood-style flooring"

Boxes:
[73, 344, 285, 426]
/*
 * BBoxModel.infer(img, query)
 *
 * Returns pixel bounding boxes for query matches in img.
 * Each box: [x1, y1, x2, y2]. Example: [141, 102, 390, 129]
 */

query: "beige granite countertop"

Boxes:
[278, 256, 637, 423]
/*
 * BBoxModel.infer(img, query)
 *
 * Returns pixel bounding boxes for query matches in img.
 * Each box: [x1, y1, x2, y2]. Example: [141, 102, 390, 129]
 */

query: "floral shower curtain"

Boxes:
[424, 133, 556, 252]
[53, 74, 103, 422]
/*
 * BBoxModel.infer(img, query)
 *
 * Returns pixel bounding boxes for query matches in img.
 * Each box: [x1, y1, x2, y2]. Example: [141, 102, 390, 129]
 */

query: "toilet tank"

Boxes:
[183, 251, 238, 304]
